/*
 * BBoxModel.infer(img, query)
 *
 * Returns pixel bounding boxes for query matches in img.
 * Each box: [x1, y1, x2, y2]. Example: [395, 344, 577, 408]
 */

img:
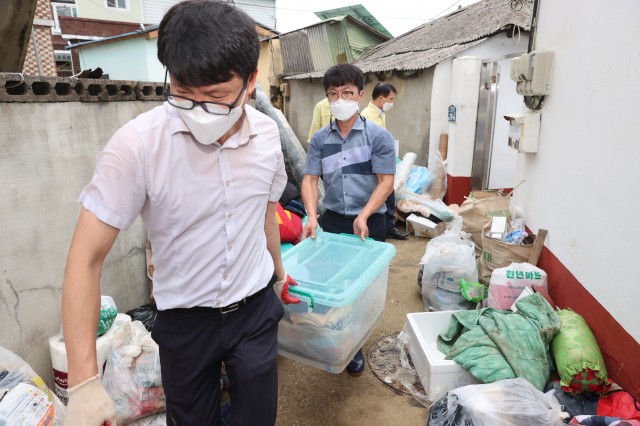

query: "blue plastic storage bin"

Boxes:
[278, 231, 396, 372]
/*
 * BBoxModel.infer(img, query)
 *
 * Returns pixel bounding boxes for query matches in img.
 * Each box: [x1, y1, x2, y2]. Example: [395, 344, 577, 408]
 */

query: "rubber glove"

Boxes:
[274, 272, 301, 304]
[63, 375, 117, 426]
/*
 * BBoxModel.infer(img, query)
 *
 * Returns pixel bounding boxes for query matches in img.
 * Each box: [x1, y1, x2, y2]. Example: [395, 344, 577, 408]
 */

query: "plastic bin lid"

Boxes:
[282, 232, 396, 307]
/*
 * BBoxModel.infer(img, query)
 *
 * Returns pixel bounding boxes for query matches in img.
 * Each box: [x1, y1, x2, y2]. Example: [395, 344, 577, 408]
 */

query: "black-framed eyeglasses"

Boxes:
[162, 69, 248, 116]
[326, 90, 357, 102]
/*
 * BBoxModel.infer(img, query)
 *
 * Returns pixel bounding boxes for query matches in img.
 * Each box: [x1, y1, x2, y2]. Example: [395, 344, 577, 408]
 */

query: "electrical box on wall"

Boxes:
[510, 50, 554, 96]
[504, 112, 541, 153]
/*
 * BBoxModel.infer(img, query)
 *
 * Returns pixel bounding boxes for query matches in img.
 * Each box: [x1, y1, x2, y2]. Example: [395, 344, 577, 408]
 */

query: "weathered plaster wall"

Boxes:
[1, 96, 160, 387]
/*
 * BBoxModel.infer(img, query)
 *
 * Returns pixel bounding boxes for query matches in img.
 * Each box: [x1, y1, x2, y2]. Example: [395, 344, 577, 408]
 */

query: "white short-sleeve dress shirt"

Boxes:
[79, 103, 287, 310]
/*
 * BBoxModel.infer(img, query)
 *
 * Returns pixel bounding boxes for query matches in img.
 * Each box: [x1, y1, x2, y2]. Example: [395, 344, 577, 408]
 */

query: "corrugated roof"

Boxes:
[280, 16, 388, 76]
[315, 4, 393, 38]
[285, 0, 532, 79]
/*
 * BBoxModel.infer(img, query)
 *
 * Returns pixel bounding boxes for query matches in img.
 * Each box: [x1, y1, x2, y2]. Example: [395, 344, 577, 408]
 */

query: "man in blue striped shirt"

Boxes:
[301, 63, 395, 376]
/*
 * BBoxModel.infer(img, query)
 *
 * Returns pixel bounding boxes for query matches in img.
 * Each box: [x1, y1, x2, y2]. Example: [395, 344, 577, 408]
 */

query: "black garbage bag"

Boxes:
[126, 303, 157, 332]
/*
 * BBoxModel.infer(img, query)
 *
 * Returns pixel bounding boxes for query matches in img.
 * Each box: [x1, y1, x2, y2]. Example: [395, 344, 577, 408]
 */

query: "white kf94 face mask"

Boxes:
[177, 90, 247, 145]
[329, 99, 360, 121]
[382, 102, 393, 112]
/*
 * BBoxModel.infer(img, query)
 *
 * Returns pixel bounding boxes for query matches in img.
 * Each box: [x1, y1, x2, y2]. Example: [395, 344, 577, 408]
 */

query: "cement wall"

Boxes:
[286, 68, 434, 165]
[0, 85, 161, 387]
[513, 0, 640, 343]
[379, 69, 434, 166]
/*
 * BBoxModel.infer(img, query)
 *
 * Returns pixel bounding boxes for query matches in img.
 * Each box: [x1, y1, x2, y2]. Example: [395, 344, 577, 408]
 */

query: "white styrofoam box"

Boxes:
[405, 311, 480, 401]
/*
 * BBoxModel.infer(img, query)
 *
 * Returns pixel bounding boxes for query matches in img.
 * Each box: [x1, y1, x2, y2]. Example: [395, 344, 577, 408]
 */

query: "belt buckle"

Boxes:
[221, 302, 239, 314]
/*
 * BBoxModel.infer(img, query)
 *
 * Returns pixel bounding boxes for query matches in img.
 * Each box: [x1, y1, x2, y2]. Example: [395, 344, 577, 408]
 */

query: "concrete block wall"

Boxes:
[0, 74, 165, 103]
[0, 74, 163, 387]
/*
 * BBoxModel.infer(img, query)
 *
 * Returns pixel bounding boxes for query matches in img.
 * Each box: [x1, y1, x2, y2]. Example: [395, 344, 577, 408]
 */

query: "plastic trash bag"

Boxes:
[426, 151, 447, 200]
[394, 152, 417, 191]
[405, 166, 434, 194]
[427, 378, 569, 426]
[126, 304, 158, 332]
[102, 321, 165, 425]
[0, 346, 66, 425]
[420, 217, 478, 311]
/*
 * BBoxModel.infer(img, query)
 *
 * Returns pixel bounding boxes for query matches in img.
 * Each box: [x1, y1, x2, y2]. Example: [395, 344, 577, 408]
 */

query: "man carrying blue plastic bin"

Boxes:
[301, 63, 396, 376]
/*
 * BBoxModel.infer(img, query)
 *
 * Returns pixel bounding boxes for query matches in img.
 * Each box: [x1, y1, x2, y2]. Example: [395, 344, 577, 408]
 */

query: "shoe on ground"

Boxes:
[221, 401, 232, 426]
[386, 227, 408, 240]
[346, 349, 365, 377]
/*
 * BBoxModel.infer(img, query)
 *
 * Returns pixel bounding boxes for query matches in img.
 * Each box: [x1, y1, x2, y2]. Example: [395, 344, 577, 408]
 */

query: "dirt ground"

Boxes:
[276, 226, 429, 426]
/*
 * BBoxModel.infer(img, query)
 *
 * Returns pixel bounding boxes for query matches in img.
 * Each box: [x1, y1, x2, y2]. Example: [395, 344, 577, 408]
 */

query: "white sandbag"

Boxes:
[488, 262, 548, 310]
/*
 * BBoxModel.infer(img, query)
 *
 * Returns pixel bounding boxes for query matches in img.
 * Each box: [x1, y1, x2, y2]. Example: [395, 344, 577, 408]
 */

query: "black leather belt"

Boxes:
[327, 209, 358, 219]
[186, 274, 277, 315]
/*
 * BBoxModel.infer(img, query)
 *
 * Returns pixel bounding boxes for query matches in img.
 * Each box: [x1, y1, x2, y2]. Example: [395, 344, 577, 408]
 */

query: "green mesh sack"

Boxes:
[551, 309, 610, 394]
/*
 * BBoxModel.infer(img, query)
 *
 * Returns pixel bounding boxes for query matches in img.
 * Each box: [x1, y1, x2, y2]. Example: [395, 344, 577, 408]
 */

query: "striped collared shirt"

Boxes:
[304, 115, 396, 216]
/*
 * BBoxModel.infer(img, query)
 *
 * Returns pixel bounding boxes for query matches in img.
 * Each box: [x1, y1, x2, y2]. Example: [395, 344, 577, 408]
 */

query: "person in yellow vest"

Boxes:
[361, 82, 408, 240]
[307, 97, 331, 143]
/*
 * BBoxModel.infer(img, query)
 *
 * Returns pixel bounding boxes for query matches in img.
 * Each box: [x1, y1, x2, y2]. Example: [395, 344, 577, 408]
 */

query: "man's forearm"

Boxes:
[63, 208, 119, 388]
[265, 206, 285, 280]
[62, 262, 101, 387]
[301, 176, 319, 220]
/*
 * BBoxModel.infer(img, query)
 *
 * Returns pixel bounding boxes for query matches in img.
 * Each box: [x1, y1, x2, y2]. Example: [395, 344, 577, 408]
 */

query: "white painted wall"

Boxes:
[0, 101, 159, 386]
[447, 57, 482, 177]
[76, 0, 143, 23]
[141, 0, 276, 27]
[460, 33, 529, 189]
[79, 37, 163, 82]
[430, 32, 529, 188]
[513, 1, 640, 342]
[429, 58, 453, 160]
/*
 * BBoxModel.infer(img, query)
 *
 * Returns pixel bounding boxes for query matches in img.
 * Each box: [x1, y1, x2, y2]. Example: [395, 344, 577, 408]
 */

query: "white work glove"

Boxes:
[63, 375, 117, 426]
[274, 272, 301, 304]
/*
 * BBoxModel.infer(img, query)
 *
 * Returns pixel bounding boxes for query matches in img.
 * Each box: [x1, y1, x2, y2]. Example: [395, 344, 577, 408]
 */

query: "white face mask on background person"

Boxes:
[176, 90, 246, 145]
[330, 99, 360, 121]
[382, 102, 393, 112]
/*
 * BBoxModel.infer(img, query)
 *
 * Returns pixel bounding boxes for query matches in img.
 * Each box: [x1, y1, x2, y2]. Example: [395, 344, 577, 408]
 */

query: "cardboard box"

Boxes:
[489, 216, 507, 239]
[406, 214, 446, 238]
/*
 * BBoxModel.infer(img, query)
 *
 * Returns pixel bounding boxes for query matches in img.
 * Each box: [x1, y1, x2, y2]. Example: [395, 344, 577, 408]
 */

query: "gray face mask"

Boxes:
[176, 90, 247, 145]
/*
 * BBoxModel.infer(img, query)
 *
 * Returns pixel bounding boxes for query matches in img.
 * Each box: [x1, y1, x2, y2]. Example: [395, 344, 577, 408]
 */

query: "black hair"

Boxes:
[323, 64, 365, 92]
[372, 82, 397, 100]
[157, 0, 259, 87]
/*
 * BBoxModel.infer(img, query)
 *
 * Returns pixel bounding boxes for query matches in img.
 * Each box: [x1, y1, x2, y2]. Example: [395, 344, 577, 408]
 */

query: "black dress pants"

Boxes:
[319, 209, 386, 242]
[152, 286, 284, 425]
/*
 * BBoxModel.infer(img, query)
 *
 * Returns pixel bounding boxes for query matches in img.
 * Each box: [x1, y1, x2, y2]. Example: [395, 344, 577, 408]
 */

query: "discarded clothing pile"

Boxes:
[437, 292, 560, 391]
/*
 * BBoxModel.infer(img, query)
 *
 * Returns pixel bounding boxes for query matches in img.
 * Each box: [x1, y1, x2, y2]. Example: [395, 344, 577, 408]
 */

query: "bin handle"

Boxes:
[339, 233, 374, 241]
[289, 288, 315, 309]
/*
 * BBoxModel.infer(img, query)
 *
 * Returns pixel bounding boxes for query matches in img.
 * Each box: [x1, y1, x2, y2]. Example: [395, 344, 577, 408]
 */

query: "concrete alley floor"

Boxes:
[276, 228, 429, 426]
